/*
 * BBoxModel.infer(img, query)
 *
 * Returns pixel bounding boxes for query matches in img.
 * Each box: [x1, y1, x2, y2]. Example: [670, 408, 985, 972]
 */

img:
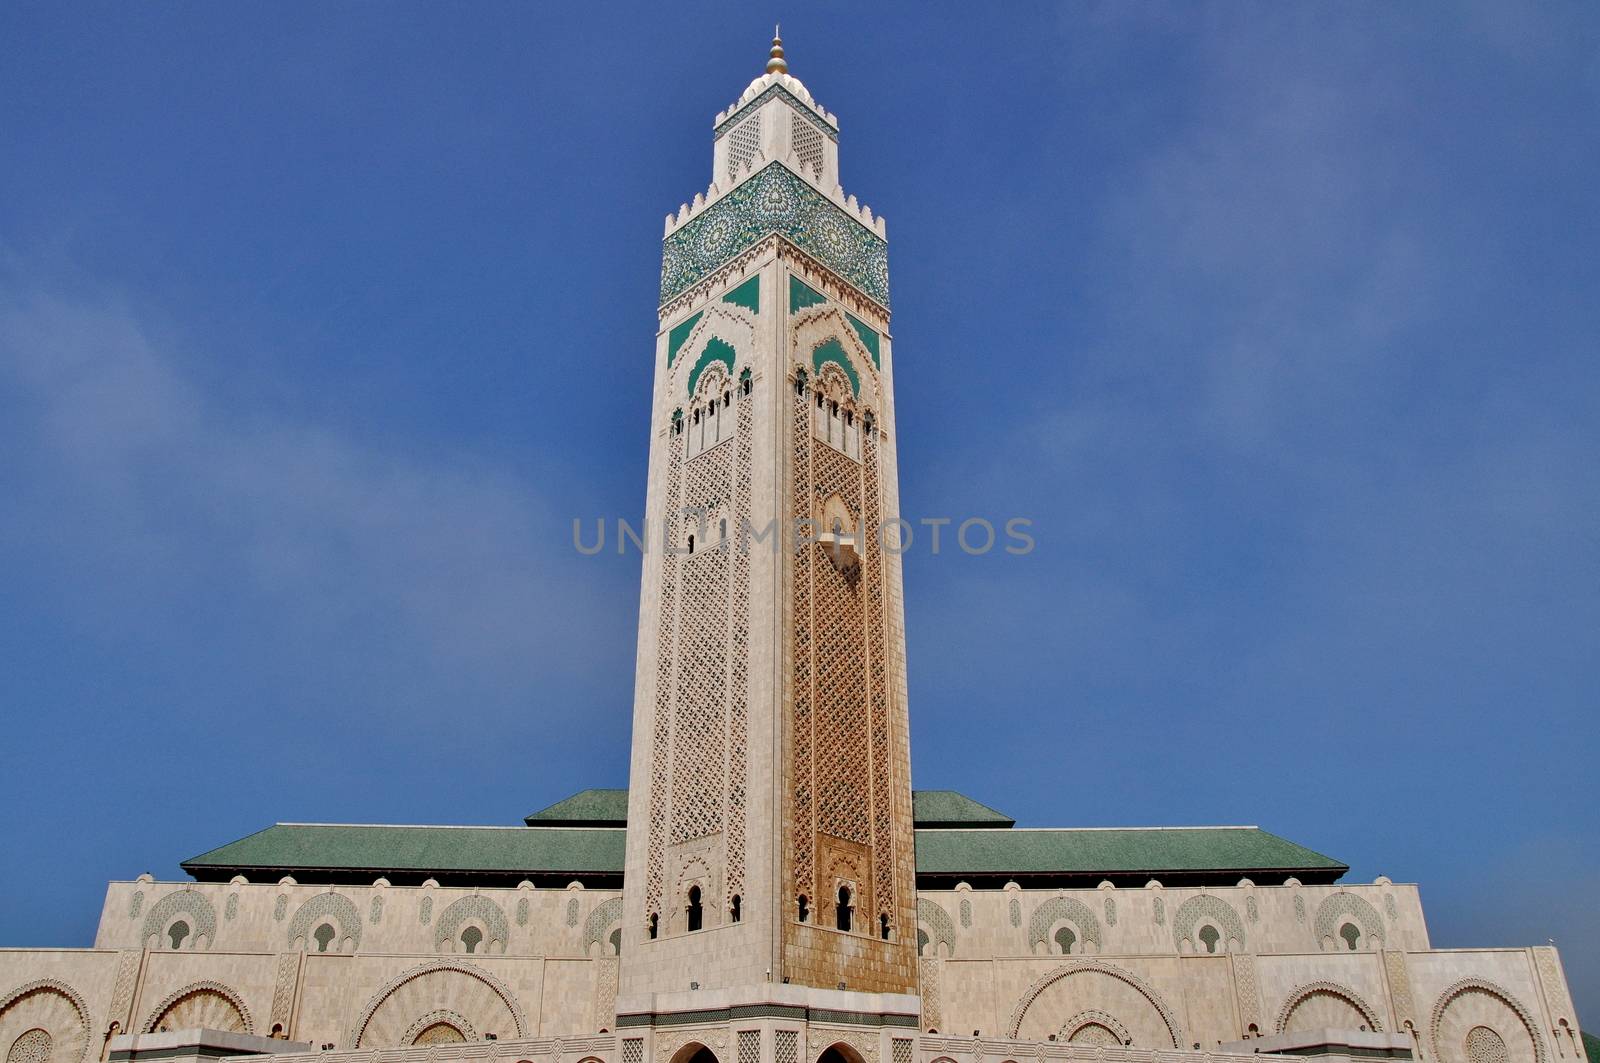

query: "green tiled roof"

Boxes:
[1582, 1032, 1598, 1063]
[913, 827, 1346, 881]
[525, 789, 629, 827]
[911, 790, 1013, 828]
[183, 824, 624, 880]
[183, 821, 1344, 886]
[522, 789, 1014, 828]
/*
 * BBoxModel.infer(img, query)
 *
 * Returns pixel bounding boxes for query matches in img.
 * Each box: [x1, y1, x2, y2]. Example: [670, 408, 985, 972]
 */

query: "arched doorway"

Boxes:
[817, 1043, 868, 1063]
[668, 1044, 720, 1063]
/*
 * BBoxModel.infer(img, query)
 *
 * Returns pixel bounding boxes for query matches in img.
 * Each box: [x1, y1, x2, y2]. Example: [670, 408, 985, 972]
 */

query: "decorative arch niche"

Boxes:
[0, 981, 91, 1063]
[1276, 982, 1385, 1034]
[141, 983, 252, 1035]
[1006, 960, 1184, 1048]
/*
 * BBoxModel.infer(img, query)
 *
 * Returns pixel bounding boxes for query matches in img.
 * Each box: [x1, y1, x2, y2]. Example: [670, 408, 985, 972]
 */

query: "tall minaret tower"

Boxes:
[618, 31, 919, 1038]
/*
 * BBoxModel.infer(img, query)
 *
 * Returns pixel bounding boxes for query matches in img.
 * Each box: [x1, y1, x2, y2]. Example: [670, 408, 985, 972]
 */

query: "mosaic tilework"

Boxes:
[662, 163, 888, 309]
[515, 896, 529, 927]
[1010, 897, 1022, 928]
[1105, 898, 1118, 927]
[566, 898, 580, 928]
[959, 899, 972, 928]
[370, 895, 384, 924]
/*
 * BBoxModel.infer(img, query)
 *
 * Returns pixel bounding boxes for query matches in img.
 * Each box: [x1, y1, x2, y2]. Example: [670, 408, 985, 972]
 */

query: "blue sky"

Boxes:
[2, 0, 1596, 1022]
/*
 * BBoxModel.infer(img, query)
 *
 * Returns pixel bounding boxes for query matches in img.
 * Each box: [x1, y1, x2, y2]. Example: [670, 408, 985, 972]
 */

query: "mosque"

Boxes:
[0, 33, 1584, 1063]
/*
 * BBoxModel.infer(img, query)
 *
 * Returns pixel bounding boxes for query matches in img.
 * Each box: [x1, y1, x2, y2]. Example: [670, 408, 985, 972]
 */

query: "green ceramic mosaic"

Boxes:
[662, 162, 888, 309]
[688, 337, 737, 397]
[846, 312, 880, 367]
[667, 311, 703, 367]
[722, 275, 760, 313]
[811, 337, 860, 396]
[790, 275, 828, 312]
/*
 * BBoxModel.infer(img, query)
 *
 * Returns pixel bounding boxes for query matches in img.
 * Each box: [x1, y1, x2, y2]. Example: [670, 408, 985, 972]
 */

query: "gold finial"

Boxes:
[766, 26, 787, 75]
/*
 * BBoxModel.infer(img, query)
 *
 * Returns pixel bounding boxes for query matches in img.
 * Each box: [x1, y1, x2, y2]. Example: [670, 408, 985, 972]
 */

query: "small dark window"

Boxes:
[608, 927, 622, 955]
[724, 392, 730, 407]
[313, 923, 336, 952]
[1055, 926, 1076, 955]
[816, 392, 824, 409]
[167, 920, 190, 949]
[836, 886, 852, 932]
[742, 376, 752, 396]
[719, 519, 727, 540]
[845, 410, 853, 426]
[797, 895, 809, 923]
[830, 401, 839, 416]
[730, 895, 741, 923]
[687, 534, 695, 554]
[1198, 924, 1221, 953]
[1340, 922, 1361, 950]
[686, 886, 703, 932]
[461, 926, 483, 953]
[648, 913, 658, 939]
[880, 914, 891, 940]
[917, 928, 929, 955]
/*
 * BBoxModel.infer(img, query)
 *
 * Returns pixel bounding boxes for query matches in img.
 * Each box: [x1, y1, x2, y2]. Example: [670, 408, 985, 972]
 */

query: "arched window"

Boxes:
[686, 886, 703, 932]
[1339, 922, 1361, 950]
[648, 913, 659, 939]
[916, 928, 929, 955]
[730, 895, 741, 923]
[167, 920, 190, 949]
[741, 369, 752, 396]
[1198, 924, 1221, 954]
[687, 533, 695, 554]
[836, 886, 852, 932]
[460, 926, 483, 953]
[608, 927, 622, 955]
[880, 914, 891, 940]
[795, 370, 807, 396]
[313, 923, 336, 952]
[1054, 926, 1076, 954]
[797, 895, 809, 923]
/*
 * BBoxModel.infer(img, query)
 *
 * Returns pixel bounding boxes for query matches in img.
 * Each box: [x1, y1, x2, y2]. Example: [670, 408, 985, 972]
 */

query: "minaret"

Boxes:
[617, 31, 918, 1035]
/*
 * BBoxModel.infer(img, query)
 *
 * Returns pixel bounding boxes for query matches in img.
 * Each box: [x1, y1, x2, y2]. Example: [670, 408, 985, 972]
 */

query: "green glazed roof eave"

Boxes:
[911, 790, 1013, 827]
[182, 823, 625, 876]
[525, 788, 629, 826]
[912, 827, 1346, 877]
[182, 822, 1343, 881]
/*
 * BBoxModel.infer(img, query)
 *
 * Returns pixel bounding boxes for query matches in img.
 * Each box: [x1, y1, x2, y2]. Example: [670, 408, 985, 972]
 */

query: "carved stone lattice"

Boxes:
[644, 435, 683, 922]
[919, 957, 942, 1032]
[270, 953, 299, 1033]
[1383, 950, 1416, 1029]
[288, 892, 362, 951]
[1232, 954, 1262, 1032]
[433, 895, 509, 953]
[141, 982, 252, 1035]
[776, 1029, 800, 1063]
[1314, 893, 1386, 949]
[1275, 981, 1383, 1034]
[108, 950, 141, 1029]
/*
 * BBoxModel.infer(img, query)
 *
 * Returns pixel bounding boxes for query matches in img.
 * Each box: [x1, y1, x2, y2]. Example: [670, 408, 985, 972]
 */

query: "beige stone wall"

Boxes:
[914, 882, 1428, 961]
[95, 879, 623, 959]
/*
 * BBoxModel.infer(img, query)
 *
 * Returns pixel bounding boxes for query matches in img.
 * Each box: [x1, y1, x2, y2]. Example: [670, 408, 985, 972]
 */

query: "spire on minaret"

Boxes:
[766, 26, 787, 74]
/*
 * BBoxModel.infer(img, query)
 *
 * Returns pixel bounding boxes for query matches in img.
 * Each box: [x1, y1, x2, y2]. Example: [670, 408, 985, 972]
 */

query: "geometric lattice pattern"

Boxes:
[1467, 1027, 1508, 1063]
[432, 896, 508, 954]
[288, 893, 361, 952]
[738, 1029, 760, 1063]
[6, 1030, 50, 1063]
[790, 111, 823, 177]
[1028, 896, 1103, 951]
[1172, 895, 1246, 952]
[775, 1030, 799, 1063]
[1314, 893, 1385, 949]
[141, 891, 216, 950]
[644, 380, 753, 928]
[727, 116, 761, 183]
